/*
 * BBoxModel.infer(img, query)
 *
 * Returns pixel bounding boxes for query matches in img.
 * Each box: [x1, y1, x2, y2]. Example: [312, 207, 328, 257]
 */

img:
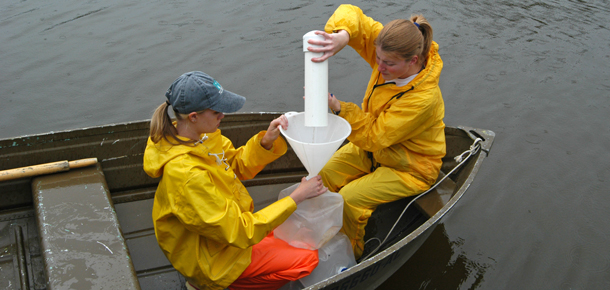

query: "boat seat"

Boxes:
[414, 171, 456, 218]
[31, 164, 141, 290]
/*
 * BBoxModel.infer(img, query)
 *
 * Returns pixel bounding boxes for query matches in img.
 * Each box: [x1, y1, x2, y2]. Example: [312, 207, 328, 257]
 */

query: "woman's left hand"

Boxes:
[261, 115, 288, 150]
[328, 93, 341, 113]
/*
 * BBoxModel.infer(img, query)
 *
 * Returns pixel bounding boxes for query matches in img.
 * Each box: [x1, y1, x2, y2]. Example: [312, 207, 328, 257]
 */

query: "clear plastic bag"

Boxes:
[274, 183, 343, 250]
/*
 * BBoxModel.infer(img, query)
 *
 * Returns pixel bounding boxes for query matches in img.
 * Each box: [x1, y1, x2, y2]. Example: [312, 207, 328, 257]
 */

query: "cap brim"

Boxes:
[209, 90, 246, 113]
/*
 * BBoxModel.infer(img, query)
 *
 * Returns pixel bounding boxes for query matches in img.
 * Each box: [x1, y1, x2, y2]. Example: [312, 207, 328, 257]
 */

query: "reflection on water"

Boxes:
[378, 223, 494, 289]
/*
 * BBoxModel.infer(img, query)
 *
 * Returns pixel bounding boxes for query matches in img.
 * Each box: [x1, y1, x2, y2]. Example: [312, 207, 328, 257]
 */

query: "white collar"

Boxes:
[385, 73, 418, 87]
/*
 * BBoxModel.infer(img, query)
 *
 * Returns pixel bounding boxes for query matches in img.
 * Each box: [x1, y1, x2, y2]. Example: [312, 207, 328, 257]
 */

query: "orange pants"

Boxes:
[228, 233, 319, 290]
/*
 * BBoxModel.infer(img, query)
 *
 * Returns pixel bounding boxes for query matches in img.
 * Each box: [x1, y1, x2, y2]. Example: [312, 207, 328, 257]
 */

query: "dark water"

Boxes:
[2, 0, 610, 289]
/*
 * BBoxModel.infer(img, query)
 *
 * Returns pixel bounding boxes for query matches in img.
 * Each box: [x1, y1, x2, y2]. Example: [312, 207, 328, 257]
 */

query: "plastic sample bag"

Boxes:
[274, 183, 343, 250]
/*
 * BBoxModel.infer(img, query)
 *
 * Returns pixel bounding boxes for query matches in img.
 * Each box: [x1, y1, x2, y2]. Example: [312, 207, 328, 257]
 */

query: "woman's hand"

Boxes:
[289, 176, 327, 204]
[308, 30, 350, 63]
[261, 115, 288, 150]
[328, 93, 341, 113]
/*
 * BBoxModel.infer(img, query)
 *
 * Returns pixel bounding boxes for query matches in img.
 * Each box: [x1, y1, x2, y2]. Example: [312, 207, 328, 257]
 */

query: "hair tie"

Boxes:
[413, 22, 420, 29]
[165, 100, 171, 106]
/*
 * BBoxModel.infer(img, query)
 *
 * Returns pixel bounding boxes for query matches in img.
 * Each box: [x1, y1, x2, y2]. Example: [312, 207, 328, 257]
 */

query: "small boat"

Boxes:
[0, 112, 494, 290]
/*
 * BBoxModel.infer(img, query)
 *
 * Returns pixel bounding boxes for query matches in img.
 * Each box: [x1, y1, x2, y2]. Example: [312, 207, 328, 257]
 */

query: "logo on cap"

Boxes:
[213, 80, 224, 94]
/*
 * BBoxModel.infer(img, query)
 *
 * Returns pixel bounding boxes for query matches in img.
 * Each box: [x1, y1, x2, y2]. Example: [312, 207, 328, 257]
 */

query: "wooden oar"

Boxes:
[0, 158, 98, 182]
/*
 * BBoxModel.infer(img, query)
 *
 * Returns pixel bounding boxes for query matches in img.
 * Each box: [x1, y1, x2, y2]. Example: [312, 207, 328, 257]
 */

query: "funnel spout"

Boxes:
[280, 112, 351, 178]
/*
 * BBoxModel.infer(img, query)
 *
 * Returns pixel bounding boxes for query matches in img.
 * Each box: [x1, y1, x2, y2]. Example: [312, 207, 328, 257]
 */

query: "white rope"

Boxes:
[360, 138, 483, 261]
[455, 138, 482, 163]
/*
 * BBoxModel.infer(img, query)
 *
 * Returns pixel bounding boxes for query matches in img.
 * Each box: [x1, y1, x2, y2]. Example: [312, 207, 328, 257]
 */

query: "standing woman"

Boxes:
[308, 5, 446, 260]
[143, 71, 326, 290]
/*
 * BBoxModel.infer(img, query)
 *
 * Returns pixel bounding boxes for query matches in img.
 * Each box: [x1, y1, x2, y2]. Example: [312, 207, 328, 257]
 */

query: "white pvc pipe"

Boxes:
[303, 31, 328, 127]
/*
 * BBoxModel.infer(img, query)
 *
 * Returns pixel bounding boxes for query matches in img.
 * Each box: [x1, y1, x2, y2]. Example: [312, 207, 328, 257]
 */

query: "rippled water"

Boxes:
[1, 0, 609, 289]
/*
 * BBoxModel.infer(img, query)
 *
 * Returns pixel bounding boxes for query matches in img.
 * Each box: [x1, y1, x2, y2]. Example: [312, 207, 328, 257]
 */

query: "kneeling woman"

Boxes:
[143, 71, 327, 290]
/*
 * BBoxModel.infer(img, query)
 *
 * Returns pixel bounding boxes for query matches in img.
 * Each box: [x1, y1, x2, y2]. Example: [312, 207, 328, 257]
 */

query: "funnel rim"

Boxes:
[279, 113, 351, 146]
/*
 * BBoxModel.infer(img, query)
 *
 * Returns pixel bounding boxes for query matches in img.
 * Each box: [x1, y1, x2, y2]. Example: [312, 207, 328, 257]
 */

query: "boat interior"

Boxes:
[0, 113, 488, 289]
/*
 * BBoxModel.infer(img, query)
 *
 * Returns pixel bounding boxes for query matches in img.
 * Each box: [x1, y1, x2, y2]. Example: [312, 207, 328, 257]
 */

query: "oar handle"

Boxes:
[68, 158, 98, 169]
[0, 158, 98, 182]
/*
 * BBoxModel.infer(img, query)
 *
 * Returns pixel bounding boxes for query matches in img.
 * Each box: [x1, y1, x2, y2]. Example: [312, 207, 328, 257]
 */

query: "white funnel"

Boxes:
[303, 31, 328, 127]
[280, 112, 351, 178]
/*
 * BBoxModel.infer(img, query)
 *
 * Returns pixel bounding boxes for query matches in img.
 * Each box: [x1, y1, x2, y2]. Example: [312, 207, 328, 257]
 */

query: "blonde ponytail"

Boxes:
[411, 14, 433, 64]
[375, 14, 434, 66]
[149, 102, 192, 145]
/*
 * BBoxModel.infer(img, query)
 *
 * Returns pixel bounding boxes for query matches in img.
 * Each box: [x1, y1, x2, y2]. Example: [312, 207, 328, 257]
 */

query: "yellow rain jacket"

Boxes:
[321, 5, 446, 258]
[143, 129, 294, 290]
[325, 4, 446, 183]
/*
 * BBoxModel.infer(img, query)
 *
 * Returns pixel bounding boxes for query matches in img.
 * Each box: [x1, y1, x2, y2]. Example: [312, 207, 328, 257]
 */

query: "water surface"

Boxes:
[1, 0, 609, 289]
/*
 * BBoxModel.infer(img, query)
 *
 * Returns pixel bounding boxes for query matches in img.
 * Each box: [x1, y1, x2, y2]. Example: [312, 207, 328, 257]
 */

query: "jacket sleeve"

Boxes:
[222, 131, 287, 180]
[324, 4, 384, 68]
[339, 91, 440, 152]
[167, 164, 297, 249]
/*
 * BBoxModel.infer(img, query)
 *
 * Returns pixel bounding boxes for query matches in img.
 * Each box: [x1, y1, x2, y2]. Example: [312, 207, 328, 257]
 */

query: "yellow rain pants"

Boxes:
[321, 143, 437, 259]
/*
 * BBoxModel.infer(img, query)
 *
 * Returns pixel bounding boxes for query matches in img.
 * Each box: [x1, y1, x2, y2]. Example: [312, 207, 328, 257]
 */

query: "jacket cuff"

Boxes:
[257, 196, 297, 228]
[336, 101, 349, 117]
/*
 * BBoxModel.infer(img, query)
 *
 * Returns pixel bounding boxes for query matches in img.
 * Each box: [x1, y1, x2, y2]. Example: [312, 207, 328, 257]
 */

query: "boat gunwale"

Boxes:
[0, 112, 285, 146]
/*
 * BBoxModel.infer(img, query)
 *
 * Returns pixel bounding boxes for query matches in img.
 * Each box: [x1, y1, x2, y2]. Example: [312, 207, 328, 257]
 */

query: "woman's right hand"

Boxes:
[308, 30, 350, 63]
[260, 115, 288, 150]
[289, 176, 327, 204]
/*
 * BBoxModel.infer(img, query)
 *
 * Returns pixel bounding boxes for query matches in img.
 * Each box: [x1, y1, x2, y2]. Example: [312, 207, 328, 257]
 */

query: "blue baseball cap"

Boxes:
[165, 71, 246, 114]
